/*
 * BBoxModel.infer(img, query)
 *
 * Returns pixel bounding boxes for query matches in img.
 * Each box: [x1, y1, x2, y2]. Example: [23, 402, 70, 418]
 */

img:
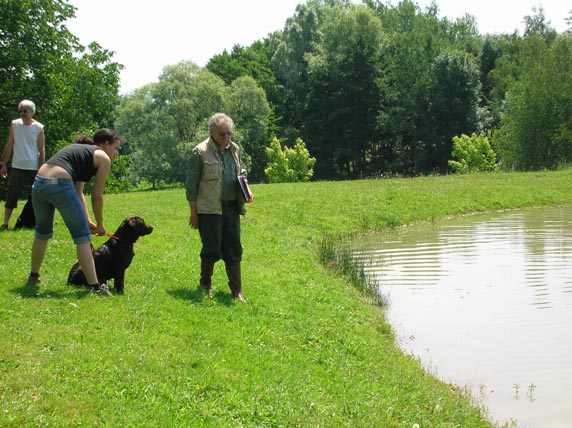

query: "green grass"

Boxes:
[1, 171, 571, 427]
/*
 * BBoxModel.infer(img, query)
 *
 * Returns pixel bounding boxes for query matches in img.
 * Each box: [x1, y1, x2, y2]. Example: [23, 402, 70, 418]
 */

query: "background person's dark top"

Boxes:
[219, 147, 239, 201]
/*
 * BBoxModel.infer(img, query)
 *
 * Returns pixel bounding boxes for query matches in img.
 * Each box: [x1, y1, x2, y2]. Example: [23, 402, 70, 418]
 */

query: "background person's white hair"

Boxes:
[208, 113, 233, 131]
[18, 99, 36, 114]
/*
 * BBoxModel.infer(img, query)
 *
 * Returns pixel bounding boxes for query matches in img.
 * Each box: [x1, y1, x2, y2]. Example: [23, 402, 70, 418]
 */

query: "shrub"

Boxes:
[448, 133, 497, 173]
[264, 137, 316, 183]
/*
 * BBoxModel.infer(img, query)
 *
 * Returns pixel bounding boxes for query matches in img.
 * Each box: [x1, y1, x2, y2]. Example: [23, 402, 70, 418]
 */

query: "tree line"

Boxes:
[1, 0, 571, 190]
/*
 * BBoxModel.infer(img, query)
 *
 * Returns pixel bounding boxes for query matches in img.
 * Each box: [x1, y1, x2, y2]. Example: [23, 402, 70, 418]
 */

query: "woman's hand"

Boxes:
[96, 224, 106, 236]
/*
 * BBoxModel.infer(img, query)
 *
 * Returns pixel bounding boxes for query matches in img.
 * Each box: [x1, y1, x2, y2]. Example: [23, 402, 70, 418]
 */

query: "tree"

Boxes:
[365, 0, 482, 175]
[269, 0, 325, 135]
[264, 138, 289, 183]
[154, 61, 227, 143]
[0, 0, 121, 149]
[490, 8, 568, 170]
[44, 41, 122, 147]
[206, 40, 279, 102]
[302, 4, 385, 179]
[114, 84, 177, 187]
[427, 50, 481, 172]
[114, 62, 275, 186]
[1, 0, 76, 118]
[523, 6, 557, 40]
[479, 36, 503, 115]
[1, 0, 121, 198]
[493, 34, 572, 170]
[286, 138, 316, 182]
[226, 76, 272, 182]
[114, 64, 227, 187]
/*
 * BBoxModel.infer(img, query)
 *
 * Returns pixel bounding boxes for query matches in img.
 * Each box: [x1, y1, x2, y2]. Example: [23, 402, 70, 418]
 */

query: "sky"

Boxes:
[66, 0, 570, 94]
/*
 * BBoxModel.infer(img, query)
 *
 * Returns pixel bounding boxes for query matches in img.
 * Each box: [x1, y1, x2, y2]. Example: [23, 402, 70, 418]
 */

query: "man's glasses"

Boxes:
[217, 131, 232, 138]
[19, 109, 28, 113]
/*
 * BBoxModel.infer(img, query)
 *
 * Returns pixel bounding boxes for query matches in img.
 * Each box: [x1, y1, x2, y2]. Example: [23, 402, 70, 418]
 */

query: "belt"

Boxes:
[36, 176, 71, 185]
[221, 200, 237, 207]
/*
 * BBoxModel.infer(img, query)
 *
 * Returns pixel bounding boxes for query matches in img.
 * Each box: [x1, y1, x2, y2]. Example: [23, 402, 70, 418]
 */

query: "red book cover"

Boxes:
[238, 175, 254, 202]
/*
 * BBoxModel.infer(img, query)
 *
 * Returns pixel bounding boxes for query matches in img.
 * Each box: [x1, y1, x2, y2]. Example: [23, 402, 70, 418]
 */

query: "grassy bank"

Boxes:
[1, 171, 570, 427]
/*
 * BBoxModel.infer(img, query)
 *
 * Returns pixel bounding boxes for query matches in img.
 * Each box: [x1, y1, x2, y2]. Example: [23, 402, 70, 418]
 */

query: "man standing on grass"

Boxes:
[1, 99, 45, 231]
[185, 113, 247, 302]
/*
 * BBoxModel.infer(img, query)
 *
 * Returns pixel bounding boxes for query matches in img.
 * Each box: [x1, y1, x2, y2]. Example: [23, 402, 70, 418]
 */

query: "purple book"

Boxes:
[238, 175, 254, 202]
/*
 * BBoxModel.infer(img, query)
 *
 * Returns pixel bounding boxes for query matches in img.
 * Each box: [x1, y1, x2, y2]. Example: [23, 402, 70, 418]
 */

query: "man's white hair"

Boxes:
[208, 113, 233, 131]
[18, 99, 36, 114]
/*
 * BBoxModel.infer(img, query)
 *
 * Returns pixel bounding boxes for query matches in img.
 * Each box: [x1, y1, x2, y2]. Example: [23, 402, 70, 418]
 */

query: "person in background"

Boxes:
[0, 99, 45, 230]
[28, 129, 121, 296]
[186, 113, 247, 302]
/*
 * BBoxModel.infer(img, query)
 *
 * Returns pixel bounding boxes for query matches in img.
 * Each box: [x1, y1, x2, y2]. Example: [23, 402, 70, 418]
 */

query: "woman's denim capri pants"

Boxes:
[32, 176, 92, 244]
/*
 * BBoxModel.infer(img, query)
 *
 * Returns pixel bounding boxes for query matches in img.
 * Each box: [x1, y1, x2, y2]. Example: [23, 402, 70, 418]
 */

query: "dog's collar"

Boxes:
[105, 232, 124, 242]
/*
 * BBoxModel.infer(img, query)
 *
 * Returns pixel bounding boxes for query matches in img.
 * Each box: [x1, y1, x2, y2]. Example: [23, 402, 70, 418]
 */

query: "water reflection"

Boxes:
[352, 206, 572, 428]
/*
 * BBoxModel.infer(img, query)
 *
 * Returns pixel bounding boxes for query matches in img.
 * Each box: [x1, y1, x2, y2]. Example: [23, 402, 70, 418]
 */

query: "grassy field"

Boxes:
[1, 171, 570, 427]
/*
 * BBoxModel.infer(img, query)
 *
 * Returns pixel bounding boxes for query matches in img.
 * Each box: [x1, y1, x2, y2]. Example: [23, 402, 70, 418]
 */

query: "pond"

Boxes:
[352, 205, 572, 428]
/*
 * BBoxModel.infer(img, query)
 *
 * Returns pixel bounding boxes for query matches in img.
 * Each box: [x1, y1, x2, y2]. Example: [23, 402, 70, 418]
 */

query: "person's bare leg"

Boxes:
[28, 237, 48, 286]
[76, 242, 98, 285]
[31, 237, 48, 274]
[2, 207, 13, 227]
[76, 242, 110, 296]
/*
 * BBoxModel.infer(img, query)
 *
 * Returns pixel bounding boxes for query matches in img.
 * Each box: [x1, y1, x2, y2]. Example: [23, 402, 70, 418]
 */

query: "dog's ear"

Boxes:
[129, 217, 143, 231]
[128, 216, 144, 227]
[114, 217, 136, 241]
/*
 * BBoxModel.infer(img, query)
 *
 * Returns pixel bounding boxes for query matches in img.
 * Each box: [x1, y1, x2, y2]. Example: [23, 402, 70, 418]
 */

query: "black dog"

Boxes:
[14, 195, 35, 229]
[67, 216, 153, 294]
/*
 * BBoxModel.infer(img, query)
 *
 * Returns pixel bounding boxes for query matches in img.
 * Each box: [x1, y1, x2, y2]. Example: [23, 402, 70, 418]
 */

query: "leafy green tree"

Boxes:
[114, 85, 166, 186]
[44, 41, 122, 148]
[493, 33, 572, 170]
[269, 0, 326, 135]
[154, 61, 227, 143]
[302, 4, 385, 179]
[226, 76, 272, 182]
[115, 62, 275, 186]
[523, 6, 557, 40]
[490, 10, 567, 170]
[1, 0, 76, 119]
[427, 50, 481, 172]
[0, 0, 121, 148]
[113, 84, 157, 157]
[206, 40, 279, 101]
[130, 133, 181, 189]
[116, 62, 228, 186]
[1, 0, 120, 198]
[265, 137, 315, 183]
[448, 133, 496, 173]
[365, 0, 481, 175]
[487, 8, 559, 134]
[206, 41, 281, 153]
[479, 36, 503, 127]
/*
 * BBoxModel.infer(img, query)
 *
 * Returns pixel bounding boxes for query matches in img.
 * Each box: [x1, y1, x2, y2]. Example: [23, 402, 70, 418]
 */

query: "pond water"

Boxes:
[352, 205, 572, 428]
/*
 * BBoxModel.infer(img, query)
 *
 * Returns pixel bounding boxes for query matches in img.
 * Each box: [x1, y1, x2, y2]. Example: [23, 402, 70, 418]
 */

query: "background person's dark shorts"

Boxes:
[4, 168, 37, 209]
